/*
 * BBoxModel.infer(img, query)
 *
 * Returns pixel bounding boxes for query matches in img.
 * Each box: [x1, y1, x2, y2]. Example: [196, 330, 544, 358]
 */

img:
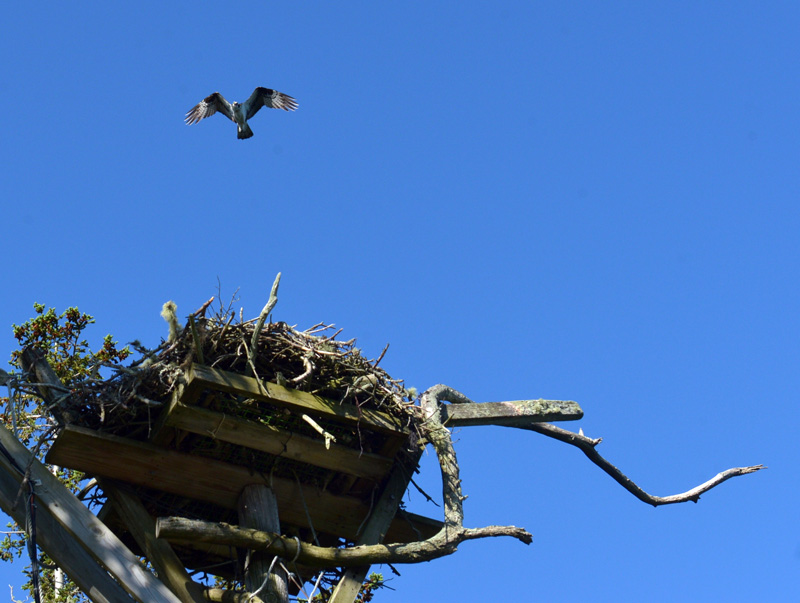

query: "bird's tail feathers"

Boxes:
[238, 123, 254, 139]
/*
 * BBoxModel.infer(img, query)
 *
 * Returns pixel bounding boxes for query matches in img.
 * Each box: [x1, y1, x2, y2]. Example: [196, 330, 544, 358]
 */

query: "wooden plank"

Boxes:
[440, 399, 583, 427]
[330, 447, 425, 603]
[238, 485, 288, 601]
[46, 425, 440, 543]
[103, 481, 207, 603]
[150, 387, 184, 447]
[0, 425, 181, 603]
[165, 403, 393, 481]
[0, 437, 135, 602]
[185, 364, 408, 437]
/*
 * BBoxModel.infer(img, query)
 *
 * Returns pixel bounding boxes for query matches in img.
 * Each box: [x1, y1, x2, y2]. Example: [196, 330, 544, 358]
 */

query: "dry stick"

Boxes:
[248, 272, 282, 377]
[303, 322, 328, 334]
[300, 414, 336, 449]
[289, 355, 314, 384]
[373, 343, 389, 368]
[211, 312, 235, 352]
[524, 422, 765, 506]
[241, 339, 267, 396]
[191, 296, 215, 318]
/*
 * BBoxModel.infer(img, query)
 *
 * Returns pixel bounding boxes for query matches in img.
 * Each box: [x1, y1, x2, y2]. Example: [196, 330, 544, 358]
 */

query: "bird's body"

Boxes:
[185, 87, 298, 139]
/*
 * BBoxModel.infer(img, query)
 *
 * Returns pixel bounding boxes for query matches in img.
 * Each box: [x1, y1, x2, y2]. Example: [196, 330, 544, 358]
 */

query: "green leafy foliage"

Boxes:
[302, 573, 386, 602]
[1, 304, 129, 602]
[355, 573, 386, 603]
[11, 304, 130, 386]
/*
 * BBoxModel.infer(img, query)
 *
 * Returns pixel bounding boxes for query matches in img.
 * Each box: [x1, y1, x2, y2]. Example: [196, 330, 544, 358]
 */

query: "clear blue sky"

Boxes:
[1, 3, 797, 601]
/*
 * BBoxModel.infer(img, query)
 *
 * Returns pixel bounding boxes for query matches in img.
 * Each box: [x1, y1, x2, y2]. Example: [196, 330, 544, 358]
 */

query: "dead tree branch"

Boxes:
[155, 517, 531, 567]
[524, 422, 765, 506]
[248, 272, 281, 376]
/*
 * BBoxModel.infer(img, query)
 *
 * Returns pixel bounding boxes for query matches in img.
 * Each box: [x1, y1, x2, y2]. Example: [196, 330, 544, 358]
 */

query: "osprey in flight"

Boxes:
[185, 87, 298, 139]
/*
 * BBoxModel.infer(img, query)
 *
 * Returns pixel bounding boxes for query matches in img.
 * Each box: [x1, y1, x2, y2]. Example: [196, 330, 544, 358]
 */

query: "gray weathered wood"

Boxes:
[184, 364, 408, 437]
[330, 444, 424, 603]
[0, 429, 135, 603]
[164, 402, 392, 481]
[46, 425, 441, 543]
[104, 481, 206, 603]
[0, 425, 180, 603]
[440, 398, 583, 427]
[238, 485, 288, 602]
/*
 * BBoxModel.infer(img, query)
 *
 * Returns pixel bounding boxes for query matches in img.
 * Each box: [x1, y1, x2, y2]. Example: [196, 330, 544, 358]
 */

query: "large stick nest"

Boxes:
[60, 307, 419, 442]
[24, 301, 429, 585]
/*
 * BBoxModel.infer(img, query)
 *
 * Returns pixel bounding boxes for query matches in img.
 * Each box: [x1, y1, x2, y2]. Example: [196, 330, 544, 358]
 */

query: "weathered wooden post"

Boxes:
[238, 485, 288, 603]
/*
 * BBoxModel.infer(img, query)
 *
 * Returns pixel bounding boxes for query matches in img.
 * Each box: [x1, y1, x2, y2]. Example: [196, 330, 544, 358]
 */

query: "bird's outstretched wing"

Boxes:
[243, 87, 298, 120]
[185, 92, 235, 125]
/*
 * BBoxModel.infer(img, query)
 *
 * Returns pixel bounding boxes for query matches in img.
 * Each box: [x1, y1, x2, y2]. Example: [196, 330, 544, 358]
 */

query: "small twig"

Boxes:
[373, 343, 390, 368]
[192, 296, 215, 318]
[75, 479, 98, 501]
[409, 476, 440, 507]
[356, 488, 376, 537]
[525, 422, 765, 506]
[293, 472, 320, 546]
[303, 322, 328, 334]
[211, 312, 235, 352]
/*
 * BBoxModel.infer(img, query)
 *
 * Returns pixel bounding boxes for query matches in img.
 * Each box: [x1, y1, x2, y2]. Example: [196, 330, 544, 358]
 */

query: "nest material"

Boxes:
[44, 309, 426, 575]
[16, 301, 440, 588]
[65, 315, 418, 440]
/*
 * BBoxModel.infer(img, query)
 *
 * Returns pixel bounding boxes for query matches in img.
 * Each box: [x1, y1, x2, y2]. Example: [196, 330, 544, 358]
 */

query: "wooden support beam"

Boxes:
[439, 398, 583, 427]
[46, 425, 440, 543]
[237, 485, 288, 602]
[103, 481, 207, 603]
[0, 433, 135, 602]
[184, 364, 408, 437]
[0, 425, 180, 603]
[330, 446, 424, 603]
[164, 402, 393, 481]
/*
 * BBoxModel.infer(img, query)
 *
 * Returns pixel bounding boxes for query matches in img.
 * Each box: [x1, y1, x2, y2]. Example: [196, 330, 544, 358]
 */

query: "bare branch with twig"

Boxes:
[523, 422, 765, 505]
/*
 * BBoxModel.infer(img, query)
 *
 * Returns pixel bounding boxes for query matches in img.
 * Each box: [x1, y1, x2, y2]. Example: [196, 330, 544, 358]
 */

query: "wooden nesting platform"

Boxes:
[47, 363, 441, 572]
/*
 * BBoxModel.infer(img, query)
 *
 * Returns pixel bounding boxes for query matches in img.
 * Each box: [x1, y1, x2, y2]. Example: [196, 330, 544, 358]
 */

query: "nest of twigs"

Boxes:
[42, 299, 425, 568]
[15, 292, 436, 589]
[62, 307, 419, 443]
